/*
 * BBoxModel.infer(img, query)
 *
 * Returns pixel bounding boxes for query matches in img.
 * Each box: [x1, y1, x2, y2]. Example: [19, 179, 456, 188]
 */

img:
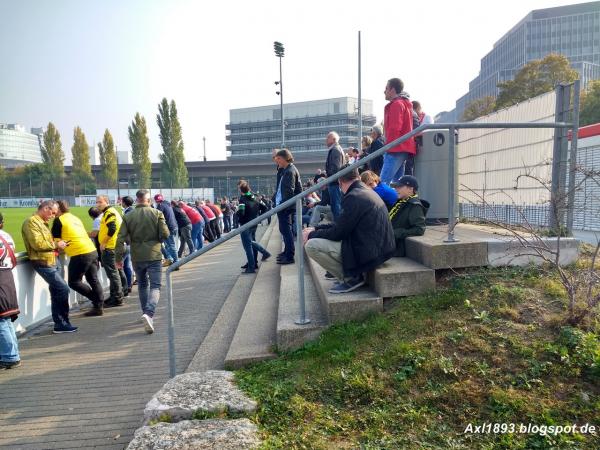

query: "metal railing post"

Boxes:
[566, 79, 581, 234]
[444, 126, 459, 243]
[295, 198, 310, 325]
[166, 271, 176, 378]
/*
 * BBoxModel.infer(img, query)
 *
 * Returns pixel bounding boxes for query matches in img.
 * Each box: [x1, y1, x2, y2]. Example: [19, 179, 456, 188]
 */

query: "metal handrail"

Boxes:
[164, 120, 573, 377]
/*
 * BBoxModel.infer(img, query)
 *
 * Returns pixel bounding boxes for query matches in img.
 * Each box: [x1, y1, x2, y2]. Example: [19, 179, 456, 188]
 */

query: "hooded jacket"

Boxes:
[384, 94, 416, 155]
[389, 196, 429, 256]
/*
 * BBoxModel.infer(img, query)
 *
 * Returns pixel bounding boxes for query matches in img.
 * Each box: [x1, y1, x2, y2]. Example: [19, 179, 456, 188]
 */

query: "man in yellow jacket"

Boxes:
[96, 195, 127, 308]
[52, 200, 105, 317]
[22, 200, 76, 333]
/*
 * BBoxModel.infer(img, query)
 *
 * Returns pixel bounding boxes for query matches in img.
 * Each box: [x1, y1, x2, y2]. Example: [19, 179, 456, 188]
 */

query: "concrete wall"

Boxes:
[13, 255, 109, 335]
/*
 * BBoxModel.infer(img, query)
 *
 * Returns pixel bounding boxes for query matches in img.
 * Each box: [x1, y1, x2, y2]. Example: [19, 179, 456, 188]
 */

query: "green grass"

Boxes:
[0, 207, 93, 253]
[234, 265, 600, 449]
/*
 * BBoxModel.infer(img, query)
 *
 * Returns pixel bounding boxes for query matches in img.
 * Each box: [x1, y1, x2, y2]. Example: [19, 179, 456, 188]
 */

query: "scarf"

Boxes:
[389, 194, 418, 221]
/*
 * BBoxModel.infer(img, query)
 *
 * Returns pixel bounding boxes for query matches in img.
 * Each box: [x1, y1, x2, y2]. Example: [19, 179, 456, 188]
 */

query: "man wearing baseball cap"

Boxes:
[389, 175, 429, 257]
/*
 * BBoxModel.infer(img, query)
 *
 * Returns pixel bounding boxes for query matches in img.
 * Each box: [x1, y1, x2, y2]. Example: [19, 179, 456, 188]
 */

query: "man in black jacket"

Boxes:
[171, 200, 194, 257]
[325, 131, 346, 220]
[303, 165, 396, 294]
[273, 148, 302, 265]
[389, 175, 429, 256]
[237, 180, 271, 273]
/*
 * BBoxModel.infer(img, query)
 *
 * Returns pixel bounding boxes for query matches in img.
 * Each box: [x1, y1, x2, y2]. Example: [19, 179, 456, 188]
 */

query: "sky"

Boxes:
[0, 0, 583, 163]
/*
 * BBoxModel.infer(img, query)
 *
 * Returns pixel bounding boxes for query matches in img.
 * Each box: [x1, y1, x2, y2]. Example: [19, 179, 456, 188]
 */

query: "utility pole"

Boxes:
[116, 145, 121, 201]
[358, 31, 362, 151]
[274, 41, 285, 148]
[203, 136, 207, 162]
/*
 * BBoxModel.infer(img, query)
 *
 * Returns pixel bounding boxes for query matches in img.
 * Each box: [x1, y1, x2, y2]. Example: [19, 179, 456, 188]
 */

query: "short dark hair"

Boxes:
[136, 189, 149, 201]
[387, 78, 404, 94]
[338, 164, 360, 183]
[57, 200, 69, 213]
[88, 206, 101, 219]
[412, 100, 421, 110]
[122, 196, 134, 207]
[275, 148, 294, 163]
[238, 180, 250, 193]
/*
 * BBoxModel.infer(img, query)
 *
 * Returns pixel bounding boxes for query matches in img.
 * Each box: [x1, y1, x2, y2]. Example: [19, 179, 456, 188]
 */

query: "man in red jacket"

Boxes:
[380, 78, 416, 185]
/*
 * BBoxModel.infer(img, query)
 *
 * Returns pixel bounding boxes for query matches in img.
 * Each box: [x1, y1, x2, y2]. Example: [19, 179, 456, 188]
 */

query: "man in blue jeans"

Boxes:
[236, 180, 271, 273]
[324, 131, 346, 220]
[116, 190, 169, 334]
[22, 200, 76, 333]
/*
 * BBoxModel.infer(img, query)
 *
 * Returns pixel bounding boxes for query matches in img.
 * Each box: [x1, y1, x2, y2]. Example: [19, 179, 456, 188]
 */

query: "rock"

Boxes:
[127, 419, 260, 450]
[143, 371, 257, 424]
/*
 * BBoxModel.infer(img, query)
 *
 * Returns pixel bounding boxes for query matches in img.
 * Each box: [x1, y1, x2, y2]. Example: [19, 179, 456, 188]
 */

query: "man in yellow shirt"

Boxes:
[96, 195, 127, 308]
[52, 200, 105, 316]
[22, 200, 76, 333]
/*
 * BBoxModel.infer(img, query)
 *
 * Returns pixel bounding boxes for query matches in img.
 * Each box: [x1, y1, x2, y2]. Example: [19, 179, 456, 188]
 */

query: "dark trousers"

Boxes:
[178, 224, 195, 257]
[33, 264, 71, 326]
[68, 251, 104, 308]
[210, 219, 221, 240]
[223, 215, 231, 233]
[405, 154, 415, 176]
[101, 249, 125, 302]
[277, 209, 295, 260]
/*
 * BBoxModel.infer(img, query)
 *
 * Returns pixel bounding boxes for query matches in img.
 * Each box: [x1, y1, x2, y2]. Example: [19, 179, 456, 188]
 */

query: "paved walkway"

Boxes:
[0, 228, 262, 449]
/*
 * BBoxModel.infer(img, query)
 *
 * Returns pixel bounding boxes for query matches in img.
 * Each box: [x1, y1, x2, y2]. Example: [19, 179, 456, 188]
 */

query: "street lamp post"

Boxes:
[226, 171, 233, 199]
[274, 41, 285, 148]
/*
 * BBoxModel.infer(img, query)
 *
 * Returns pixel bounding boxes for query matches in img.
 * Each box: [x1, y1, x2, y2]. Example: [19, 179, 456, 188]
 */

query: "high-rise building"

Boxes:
[226, 97, 376, 159]
[0, 123, 43, 167]
[117, 150, 130, 164]
[451, 1, 600, 121]
[88, 145, 97, 166]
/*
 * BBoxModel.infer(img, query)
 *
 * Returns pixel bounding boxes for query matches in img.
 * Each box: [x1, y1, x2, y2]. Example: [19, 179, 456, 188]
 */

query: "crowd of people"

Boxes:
[0, 76, 430, 370]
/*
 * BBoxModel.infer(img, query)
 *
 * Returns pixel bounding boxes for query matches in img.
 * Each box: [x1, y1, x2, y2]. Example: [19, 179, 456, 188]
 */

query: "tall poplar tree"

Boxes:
[128, 113, 152, 188]
[71, 126, 92, 180]
[98, 128, 118, 187]
[157, 98, 188, 187]
[42, 122, 65, 177]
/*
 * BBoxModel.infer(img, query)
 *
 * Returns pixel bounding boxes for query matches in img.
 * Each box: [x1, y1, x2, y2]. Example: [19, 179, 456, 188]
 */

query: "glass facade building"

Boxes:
[226, 97, 376, 159]
[0, 124, 43, 167]
[452, 1, 600, 121]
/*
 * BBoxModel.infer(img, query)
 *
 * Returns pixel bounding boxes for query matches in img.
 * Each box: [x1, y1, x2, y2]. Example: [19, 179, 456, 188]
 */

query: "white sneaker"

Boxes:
[141, 314, 154, 334]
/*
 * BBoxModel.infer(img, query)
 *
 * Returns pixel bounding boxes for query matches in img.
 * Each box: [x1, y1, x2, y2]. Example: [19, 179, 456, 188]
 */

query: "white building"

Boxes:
[0, 123, 43, 167]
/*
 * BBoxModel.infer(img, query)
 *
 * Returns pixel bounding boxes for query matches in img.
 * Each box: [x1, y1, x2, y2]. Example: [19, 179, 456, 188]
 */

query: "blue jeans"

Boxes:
[34, 264, 71, 327]
[328, 184, 342, 220]
[123, 246, 133, 288]
[191, 222, 204, 250]
[0, 317, 19, 362]
[133, 260, 162, 317]
[161, 230, 179, 263]
[380, 152, 411, 185]
[277, 210, 295, 260]
[250, 227, 269, 263]
[240, 229, 256, 270]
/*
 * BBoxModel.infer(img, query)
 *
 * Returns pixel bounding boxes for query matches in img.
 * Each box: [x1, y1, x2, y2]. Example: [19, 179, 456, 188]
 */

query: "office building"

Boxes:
[88, 145, 97, 166]
[117, 150, 130, 165]
[226, 97, 377, 159]
[451, 1, 600, 121]
[0, 123, 43, 167]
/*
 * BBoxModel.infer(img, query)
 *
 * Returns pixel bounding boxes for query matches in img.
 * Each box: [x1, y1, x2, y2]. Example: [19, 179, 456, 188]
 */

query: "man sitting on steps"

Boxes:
[303, 165, 396, 294]
[389, 175, 429, 257]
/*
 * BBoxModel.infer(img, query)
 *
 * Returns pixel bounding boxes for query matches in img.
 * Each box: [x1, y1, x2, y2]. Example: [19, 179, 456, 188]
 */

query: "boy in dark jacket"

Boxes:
[237, 180, 271, 273]
[389, 175, 429, 256]
[304, 166, 396, 293]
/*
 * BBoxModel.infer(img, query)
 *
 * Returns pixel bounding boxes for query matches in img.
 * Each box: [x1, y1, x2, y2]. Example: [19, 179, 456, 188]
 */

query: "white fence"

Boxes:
[0, 197, 52, 208]
[95, 188, 214, 203]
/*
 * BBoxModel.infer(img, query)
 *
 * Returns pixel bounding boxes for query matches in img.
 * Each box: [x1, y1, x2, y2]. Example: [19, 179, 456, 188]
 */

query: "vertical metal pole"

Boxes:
[280, 57, 285, 147]
[203, 136, 207, 162]
[358, 31, 362, 151]
[166, 271, 176, 378]
[295, 198, 310, 325]
[550, 85, 564, 233]
[444, 127, 459, 242]
[566, 80, 580, 234]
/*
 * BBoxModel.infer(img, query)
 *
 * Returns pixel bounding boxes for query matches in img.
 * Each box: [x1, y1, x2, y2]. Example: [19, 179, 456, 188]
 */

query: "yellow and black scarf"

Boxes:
[389, 194, 418, 221]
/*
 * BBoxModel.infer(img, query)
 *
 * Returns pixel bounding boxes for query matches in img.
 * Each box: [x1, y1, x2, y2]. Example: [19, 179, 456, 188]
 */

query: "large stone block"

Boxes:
[368, 257, 436, 298]
[127, 419, 260, 449]
[487, 237, 579, 267]
[143, 371, 257, 425]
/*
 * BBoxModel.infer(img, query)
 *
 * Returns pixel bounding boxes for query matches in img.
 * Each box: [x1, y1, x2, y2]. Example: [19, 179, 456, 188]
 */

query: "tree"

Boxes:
[157, 98, 188, 188]
[580, 80, 600, 127]
[128, 113, 152, 188]
[462, 96, 496, 121]
[495, 54, 579, 110]
[42, 122, 65, 178]
[98, 129, 118, 187]
[71, 126, 92, 181]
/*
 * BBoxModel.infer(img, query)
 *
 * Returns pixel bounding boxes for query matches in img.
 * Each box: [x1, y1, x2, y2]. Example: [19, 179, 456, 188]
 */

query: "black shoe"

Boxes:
[241, 263, 249, 269]
[262, 252, 272, 262]
[324, 271, 336, 280]
[0, 360, 21, 369]
[84, 307, 104, 317]
[123, 288, 130, 297]
[104, 299, 124, 308]
[277, 252, 285, 258]
[241, 269, 256, 274]
[277, 258, 295, 265]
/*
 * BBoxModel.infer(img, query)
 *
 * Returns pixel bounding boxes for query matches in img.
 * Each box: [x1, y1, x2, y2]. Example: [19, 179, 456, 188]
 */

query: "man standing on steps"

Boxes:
[303, 165, 396, 294]
[52, 200, 105, 317]
[273, 148, 302, 265]
[324, 131, 346, 220]
[116, 189, 170, 334]
[96, 195, 127, 308]
[236, 180, 271, 274]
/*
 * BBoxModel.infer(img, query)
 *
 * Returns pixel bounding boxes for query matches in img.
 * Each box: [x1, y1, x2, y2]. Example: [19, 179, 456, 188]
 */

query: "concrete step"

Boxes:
[368, 257, 436, 299]
[306, 255, 382, 324]
[186, 222, 275, 372]
[405, 225, 488, 269]
[277, 250, 328, 352]
[223, 219, 282, 369]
